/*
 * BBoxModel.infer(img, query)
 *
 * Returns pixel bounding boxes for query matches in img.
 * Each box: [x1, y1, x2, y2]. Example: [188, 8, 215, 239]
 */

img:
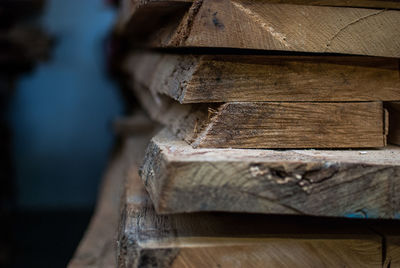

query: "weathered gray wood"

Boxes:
[140, 128, 400, 218]
[68, 118, 155, 268]
[126, 52, 400, 103]
[386, 102, 400, 146]
[121, 0, 400, 57]
[129, 81, 386, 148]
[118, 133, 383, 267]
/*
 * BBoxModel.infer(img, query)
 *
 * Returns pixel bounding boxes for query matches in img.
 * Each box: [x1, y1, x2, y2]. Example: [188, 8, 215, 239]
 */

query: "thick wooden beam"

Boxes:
[130, 81, 386, 148]
[140, 128, 400, 218]
[123, 0, 400, 58]
[386, 102, 400, 145]
[126, 52, 400, 103]
[119, 141, 383, 267]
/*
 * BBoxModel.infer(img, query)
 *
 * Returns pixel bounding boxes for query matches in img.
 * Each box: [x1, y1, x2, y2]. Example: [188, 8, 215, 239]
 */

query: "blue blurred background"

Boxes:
[5, 0, 124, 267]
[10, 0, 123, 210]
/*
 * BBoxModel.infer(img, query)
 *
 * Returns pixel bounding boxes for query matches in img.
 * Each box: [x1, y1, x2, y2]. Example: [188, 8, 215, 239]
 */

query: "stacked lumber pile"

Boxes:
[71, 0, 400, 267]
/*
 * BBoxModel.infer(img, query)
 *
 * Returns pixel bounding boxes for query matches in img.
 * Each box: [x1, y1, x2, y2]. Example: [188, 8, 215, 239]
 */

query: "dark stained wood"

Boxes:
[386, 102, 400, 145]
[121, 0, 400, 57]
[140, 128, 400, 218]
[126, 52, 400, 103]
[118, 132, 383, 267]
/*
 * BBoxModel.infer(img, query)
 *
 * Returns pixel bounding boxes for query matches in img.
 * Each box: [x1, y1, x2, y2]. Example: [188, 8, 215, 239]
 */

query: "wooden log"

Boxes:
[140, 128, 400, 218]
[130, 81, 387, 148]
[119, 140, 383, 267]
[386, 102, 400, 145]
[68, 119, 155, 268]
[126, 52, 400, 103]
[122, 0, 400, 58]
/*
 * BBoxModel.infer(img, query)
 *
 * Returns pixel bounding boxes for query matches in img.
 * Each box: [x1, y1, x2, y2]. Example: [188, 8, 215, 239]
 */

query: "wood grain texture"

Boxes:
[119, 134, 383, 267]
[68, 119, 155, 268]
[126, 52, 400, 102]
[124, 0, 400, 57]
[129, 81, 386, 148]
[369, 221, 400, 267]
[140, 128, 400, 218]
[386, 102, 400, 145]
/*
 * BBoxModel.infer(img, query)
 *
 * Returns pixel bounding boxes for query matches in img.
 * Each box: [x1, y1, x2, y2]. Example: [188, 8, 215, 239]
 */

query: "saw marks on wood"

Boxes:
[118, 135, 383, 267]
[129, 81, 386, 148]
[124, 0, 400, 57]
[140, 128, 400, 217]
[126, 52, 400, 102]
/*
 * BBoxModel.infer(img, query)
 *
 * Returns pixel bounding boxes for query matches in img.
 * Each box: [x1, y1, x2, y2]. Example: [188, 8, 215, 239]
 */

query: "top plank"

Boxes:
[121, 0, 400, 57]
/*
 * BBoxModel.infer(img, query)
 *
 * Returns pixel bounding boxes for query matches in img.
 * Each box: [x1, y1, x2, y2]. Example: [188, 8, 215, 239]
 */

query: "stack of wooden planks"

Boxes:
[70, 0, 400, 266]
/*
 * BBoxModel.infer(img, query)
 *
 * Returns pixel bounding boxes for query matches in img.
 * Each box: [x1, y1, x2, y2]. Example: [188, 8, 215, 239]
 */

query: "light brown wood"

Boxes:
[140, 128, 400, 218]
[369, 221, 400, 267]
[386, 102, 400, 145]
[123, 0, 400, 58]
[126, 52, 400, 103]
[118, 133, 383, 267]
[130, 81, 386, 148]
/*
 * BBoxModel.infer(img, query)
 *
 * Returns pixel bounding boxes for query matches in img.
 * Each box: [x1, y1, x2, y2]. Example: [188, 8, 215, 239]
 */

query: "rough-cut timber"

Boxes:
[68, 118, 155, 268]
[140, 128, 400, 218]
[126, 52, 400, 103]
[386, 102, 400, 145]
[130, 82, 386, 148]
[123, 0, 400, 58]
[119, 141, 383, 267]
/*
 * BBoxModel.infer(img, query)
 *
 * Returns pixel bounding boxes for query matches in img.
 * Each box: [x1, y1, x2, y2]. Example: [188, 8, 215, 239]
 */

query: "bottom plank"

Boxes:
[119, 133, 383, 267]
[140, 129, 400, 218]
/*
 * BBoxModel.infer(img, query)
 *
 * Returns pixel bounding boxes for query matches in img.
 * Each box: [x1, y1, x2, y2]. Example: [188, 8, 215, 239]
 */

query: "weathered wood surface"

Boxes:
[126, 52, 400, 103]
[130, 82, 386, 148]
[121, 0, 400, 12]
[122, 0, 400, 58]
[68, 119, 155, 268]
[119, 138, 383, 267]
[140, 128, 400, 218]
[386, 102, 400, 145]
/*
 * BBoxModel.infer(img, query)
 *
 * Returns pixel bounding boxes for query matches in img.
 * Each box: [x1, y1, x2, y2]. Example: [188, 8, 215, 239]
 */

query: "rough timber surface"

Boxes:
[123, 0, 400, 57]
[139, 128, 400, 218]
[386, 102, 400, 145]
[129, 81, 386, 148]
[127, 52, 400, 103]
[68, 119, 155, 268]
[118, 136, 383, 267]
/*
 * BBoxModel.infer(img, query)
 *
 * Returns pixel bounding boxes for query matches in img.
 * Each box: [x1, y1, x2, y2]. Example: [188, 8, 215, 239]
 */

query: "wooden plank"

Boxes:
[124, 0, 400, 58]
[121, 0, 400, 15]
[386, 102, 400, 145]
[119, 137, 383, 267]
[126, 52, 400, 103]
[140, 128, 400, 218]
[369, 221, 400, 267]
[68, 119, 155, 268]
[130, 81, 386, 148]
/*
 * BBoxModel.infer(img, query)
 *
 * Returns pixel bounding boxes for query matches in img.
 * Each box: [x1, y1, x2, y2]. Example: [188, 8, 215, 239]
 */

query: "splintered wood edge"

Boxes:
[126, 52, 400, 103]
[140, 128, 400, 217]
[121, 134, 385, 267]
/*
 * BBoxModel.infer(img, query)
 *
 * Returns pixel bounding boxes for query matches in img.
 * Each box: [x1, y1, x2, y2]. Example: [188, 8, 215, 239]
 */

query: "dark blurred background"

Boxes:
[1, 0, 124, 267]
